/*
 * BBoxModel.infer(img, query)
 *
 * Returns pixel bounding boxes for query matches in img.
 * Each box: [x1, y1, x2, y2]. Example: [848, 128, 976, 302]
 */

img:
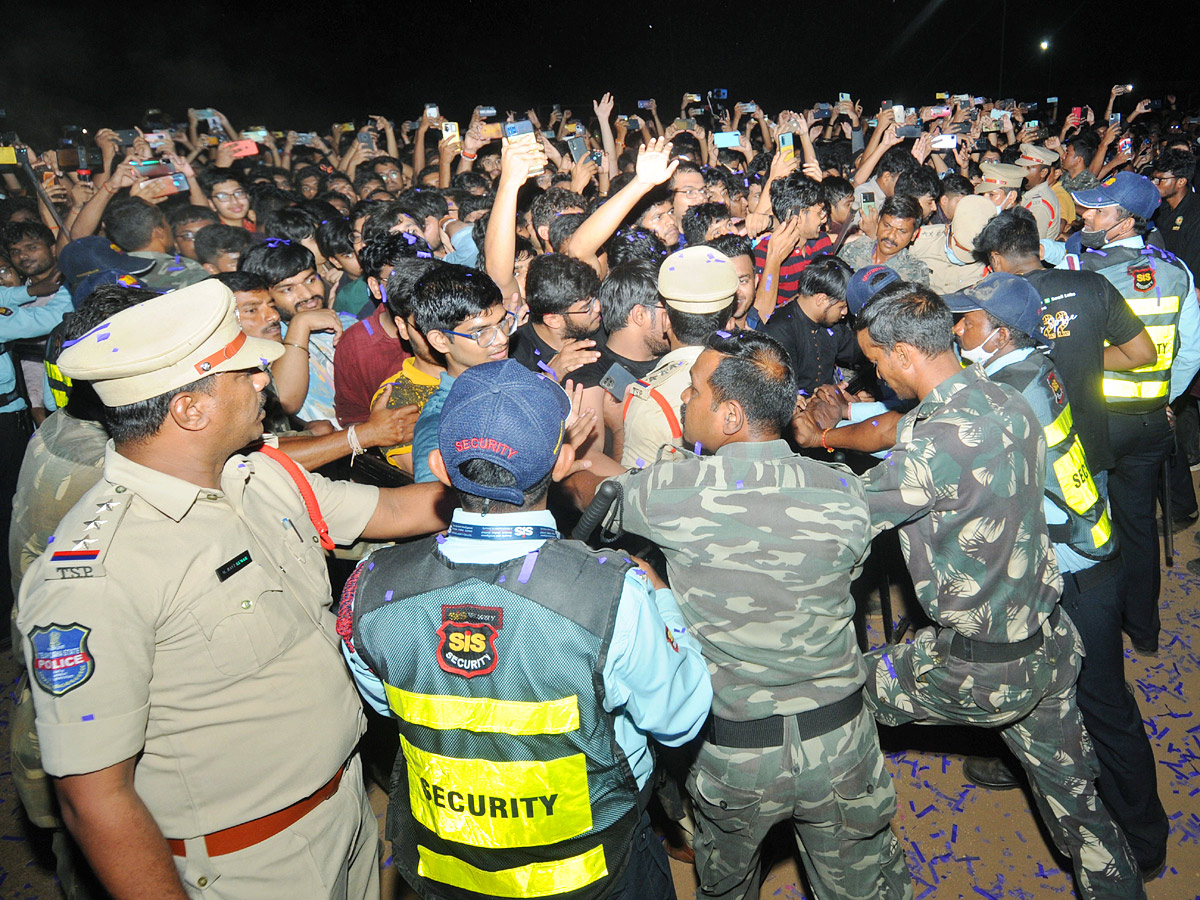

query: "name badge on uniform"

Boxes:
[216, 550, 252, 582]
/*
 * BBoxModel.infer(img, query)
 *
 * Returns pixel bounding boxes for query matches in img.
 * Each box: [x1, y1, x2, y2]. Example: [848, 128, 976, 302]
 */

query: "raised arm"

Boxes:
[484, 139, 547, 298]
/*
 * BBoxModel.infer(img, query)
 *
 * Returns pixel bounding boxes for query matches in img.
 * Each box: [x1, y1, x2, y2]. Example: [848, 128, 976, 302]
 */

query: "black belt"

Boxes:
[1063, 555, 1121, 595]
[704, 690, 863, 748]
[947, 606, 1058, 663]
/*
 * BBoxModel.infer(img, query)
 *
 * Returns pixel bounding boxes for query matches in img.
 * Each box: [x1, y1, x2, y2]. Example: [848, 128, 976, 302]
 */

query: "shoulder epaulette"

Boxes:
[42, 489, 133, 580]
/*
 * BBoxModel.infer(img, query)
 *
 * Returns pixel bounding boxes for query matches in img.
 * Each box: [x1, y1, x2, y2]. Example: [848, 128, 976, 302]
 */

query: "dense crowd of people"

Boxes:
[2, 82, 1199, 900]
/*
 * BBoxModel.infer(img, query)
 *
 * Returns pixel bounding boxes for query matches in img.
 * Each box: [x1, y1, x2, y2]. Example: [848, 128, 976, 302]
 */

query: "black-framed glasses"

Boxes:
[440, 309, 518, 347]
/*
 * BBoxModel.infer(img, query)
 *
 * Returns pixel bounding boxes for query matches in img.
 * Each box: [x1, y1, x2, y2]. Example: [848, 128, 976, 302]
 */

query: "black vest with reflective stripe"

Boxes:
[351, 538, 641, 900]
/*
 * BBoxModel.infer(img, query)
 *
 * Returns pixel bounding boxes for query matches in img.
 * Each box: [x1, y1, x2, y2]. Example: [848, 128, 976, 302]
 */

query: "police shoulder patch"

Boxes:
[29, 623, 95, 695]
[1046, 371, 1065, 405]
[43, 492, 132, 581]
[437, 605, 502, 678]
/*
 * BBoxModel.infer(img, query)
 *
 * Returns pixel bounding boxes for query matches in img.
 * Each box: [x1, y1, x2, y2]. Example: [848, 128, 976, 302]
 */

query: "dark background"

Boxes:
[3, 0, 1198, 147]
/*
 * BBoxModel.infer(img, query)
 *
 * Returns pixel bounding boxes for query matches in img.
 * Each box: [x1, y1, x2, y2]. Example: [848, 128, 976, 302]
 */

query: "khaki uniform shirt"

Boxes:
[17, 441, 380, 839]
[620, 345, 703, 468]
[909, 226, 989, 295]
[1022, 182, 1062, 240]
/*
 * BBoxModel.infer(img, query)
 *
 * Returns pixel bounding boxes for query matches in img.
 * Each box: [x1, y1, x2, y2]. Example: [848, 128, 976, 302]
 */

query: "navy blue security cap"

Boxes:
[845, 265, 902, 315]
[438, 359, 571, 506]
[942, 272, 1052, 349]
[1071, 171, 1161, 219]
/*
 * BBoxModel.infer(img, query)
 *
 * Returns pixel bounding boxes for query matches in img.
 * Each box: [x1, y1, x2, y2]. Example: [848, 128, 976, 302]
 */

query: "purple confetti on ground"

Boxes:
[911, 842, 925, 863]
[951, 824, 957, 842]
[384, 590, 394, 602]
[715, 330, 731, 338]
[736, 480, 744, 489]
[915, 804, 935, 818]
[537, 361, 557, 379]
[884, 652, 898, 679]
[973, 889, 998, 900]
[97, 333, 110, 342]
[598, 556, 607, 564]
[517, 550, 538, 584]
[81, 714, 94, 722]
[694, 441, 702, 454]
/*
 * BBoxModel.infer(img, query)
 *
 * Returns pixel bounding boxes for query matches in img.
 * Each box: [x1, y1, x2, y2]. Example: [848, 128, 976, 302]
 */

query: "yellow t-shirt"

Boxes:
[372, 358, 444, 467]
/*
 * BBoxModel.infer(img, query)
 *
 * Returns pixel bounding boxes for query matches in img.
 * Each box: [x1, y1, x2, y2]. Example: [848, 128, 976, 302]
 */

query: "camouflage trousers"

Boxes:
[686, 704, 912, 900]
[864, 610, 1146, 900]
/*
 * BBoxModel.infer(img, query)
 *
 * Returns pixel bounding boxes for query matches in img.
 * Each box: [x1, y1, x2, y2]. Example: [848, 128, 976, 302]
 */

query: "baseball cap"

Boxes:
[1070, 171, 1161, 219]
[58, 236, 155, 302]
[437, 359, 571, 506]
[56, 279, 285, 406]
[942, 272, 1051, 348]
[658, 246, 739, 313]
[846, 265, 902, 315]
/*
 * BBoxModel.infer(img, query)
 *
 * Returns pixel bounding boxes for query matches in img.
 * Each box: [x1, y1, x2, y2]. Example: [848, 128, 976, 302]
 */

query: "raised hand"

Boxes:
[634, 137, 678, 186]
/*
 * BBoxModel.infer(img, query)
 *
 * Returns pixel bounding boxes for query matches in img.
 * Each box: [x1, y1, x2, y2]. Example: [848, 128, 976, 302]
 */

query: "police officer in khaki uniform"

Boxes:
[17, 280, 449, 900]
[1016, 143, 1063, 239]
[909, 195, 998, 294]
[976, 162, 1027, 212]
[621, 246, 738, 468]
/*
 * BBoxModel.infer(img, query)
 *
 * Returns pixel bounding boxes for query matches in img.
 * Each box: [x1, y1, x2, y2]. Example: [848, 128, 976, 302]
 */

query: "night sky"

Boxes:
[4, 0, 1198, 147]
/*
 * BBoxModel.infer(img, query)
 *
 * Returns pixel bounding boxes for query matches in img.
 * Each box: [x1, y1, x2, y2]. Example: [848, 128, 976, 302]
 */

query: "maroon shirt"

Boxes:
[333, 303, 409, 425]
[752, 233, 836, 304]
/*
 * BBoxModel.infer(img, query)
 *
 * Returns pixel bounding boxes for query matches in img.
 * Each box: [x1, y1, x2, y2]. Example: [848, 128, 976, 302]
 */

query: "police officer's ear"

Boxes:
[719, 398, 745, 436]
[168, 388, 216, 433]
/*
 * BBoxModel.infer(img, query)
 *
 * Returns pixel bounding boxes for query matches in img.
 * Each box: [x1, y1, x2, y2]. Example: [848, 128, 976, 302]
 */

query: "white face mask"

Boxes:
[959, 328, 999, 364]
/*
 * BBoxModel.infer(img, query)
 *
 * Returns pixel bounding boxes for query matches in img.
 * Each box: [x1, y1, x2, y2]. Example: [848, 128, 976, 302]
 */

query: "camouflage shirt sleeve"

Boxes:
[860, 434, 937, 537]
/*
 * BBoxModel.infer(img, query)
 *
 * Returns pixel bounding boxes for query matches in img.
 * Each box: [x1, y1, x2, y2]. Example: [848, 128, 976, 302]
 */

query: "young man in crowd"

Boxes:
[101, 199, 208, 290]
[509, 254, 604, 380]
[193, 224, 252, 275]
[839, 194, 931, 285]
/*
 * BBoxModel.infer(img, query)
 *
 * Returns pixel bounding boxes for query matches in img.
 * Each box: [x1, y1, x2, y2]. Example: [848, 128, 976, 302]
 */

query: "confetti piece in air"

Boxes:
[694, 441, 702, 454]
[537, 361, 557, 379]
[635, 458, 646, 468]
[517, 550, 538, 584]
[716, 330, 731, 338]
[436, 533, 446, 543]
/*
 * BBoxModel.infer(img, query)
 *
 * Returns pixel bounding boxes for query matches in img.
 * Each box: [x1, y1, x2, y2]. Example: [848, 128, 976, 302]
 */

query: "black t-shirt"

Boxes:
[761, 301, 860, 396]
[1155, 189, 1200, 281]
[570, 344, 662, 392]
[509, 321, 608, 375]
[1024, 267, 1146, 472]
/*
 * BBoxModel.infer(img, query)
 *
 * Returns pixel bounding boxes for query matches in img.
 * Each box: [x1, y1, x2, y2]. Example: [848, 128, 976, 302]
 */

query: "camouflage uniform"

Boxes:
[860, 363, 1144, 900]
[611, 440, 911, 900]
[127, 251, 209, 290]
[7, 411, 109, 899]
[838, 240, 932, 287]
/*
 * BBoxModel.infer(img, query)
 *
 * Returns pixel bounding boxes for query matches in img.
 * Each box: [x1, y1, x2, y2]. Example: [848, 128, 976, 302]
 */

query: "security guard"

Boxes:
[1015, 144, 1063, 239]
[341, 359, 712, 900]
[17, 279, 450, 900]
[976, 161, 1026, 212]
[908, 195, 997, 294]
[946, 274, 1168, 876]
[621, 246, 737, 468]
[1064, 171, 1200, 654]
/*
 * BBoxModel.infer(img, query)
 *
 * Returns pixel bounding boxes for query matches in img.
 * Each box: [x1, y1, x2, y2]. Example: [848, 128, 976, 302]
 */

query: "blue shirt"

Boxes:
[342, 509, 712, 788]
[280, 312, 358, 425]
[0, 286, 72, 413]
[411, 372, 455, 483]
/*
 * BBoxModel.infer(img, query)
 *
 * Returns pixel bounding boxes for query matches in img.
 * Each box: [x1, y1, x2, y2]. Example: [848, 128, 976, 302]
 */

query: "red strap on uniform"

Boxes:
[648, 389, 683, 438]
[256, 445, 336, 550]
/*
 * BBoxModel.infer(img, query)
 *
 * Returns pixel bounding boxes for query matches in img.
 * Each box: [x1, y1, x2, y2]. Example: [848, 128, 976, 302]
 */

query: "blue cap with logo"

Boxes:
[438, 359, 571, 506]
[846, 265, 903, 315]
[942, 272, 1051, 349]
[1070, 171, 1161, 219]
[57, 237, 155, 305]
